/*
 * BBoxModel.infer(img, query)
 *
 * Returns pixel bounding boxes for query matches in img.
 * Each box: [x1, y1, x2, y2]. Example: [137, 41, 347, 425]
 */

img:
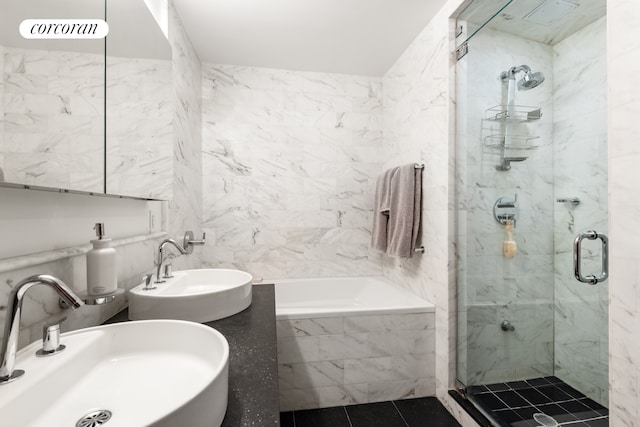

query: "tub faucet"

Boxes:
[155, 231, 206, 284]
[0, 274, 83, 385]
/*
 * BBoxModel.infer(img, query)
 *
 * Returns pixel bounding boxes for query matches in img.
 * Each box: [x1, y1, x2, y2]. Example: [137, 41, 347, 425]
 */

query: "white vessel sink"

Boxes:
[0, 320, 229, 427]
[129, 269, 253, 323]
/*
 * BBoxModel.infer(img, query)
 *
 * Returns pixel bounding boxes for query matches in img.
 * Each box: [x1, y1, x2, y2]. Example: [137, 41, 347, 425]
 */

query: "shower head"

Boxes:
[518, 71, 545, 90]
[499, 65, 545, 91]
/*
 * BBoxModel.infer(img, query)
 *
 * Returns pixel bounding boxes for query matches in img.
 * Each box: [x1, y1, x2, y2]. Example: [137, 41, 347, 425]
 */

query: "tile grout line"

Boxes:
[342, 405, 354, 427]
[391, 400, 411, 427]
[473, 378, 609, 425]
[292, 410, 296, 427]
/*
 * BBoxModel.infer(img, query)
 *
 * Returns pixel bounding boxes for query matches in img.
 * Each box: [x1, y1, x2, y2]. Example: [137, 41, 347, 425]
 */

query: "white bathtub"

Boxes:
[274, 275, 434, 319]
[272, 276, 436, 411]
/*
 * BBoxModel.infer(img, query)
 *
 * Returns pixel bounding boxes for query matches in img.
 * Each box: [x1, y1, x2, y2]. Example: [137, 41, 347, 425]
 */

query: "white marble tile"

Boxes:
[201, 64, 382, 279]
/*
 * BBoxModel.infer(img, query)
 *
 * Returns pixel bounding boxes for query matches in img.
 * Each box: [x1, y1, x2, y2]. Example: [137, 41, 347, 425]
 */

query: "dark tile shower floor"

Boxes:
[280, 397, 461, 427]
[469, 376, 609, 426]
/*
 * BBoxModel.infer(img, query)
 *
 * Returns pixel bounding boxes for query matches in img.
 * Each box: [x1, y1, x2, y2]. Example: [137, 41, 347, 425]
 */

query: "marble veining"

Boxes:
[608, 0, 640, 425]
[277, 311, 436, 411]
[1, 47, 104, 192]
[552, 17, 608, 406]
[0, 0, 203, 350]
[201, 64, 382, 278]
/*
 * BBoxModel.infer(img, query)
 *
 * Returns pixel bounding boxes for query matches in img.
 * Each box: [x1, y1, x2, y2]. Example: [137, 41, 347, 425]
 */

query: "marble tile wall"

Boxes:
[0, 0, 203, 346]
[552, 17, 608, 406]
[1, 46, 104, 192]
[106, 56, 174, 200]
[166, 0, 202, 270]
[200, 65, 382, 279]
[276, 312, 435, 411]
[608, 0, 640, 425]
[380, 0, 459, 408]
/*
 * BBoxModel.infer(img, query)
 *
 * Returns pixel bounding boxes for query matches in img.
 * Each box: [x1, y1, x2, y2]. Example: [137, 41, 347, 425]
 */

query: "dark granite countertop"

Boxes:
[104, 284, 280, 426]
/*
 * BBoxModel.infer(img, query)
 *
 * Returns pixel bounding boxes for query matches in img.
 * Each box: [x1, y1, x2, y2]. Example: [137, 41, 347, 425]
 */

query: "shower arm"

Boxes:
[500, 65, 532, 81]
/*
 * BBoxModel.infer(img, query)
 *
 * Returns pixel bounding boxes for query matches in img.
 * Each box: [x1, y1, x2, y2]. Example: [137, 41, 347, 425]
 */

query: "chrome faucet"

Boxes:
[0, 274, 83, 385]
[155, 231, 206, 283]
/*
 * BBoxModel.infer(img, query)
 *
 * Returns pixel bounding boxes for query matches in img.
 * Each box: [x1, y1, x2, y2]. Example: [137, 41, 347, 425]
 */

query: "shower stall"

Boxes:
[453, 0, 608, 425]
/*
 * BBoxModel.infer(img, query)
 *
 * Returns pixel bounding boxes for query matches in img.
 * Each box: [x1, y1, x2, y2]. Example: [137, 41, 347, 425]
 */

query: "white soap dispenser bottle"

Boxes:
[86, 223, 117, 296]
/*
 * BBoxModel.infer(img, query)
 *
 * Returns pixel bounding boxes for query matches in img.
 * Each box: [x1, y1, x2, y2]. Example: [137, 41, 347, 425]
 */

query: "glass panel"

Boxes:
[0, 0, 105, 193]
[454, 0, 513, 48]
[105, 0, 173, 200]
[455, 0, 608, 424]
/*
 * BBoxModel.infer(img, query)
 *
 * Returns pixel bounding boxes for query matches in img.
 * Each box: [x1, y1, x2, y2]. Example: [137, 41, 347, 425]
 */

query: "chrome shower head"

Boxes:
[499, 65, 545, 91]
[518, 71, 545, 90]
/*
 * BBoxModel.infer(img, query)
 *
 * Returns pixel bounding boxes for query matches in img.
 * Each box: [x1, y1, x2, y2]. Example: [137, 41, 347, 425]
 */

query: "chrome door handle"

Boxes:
[573, 230, 608, 285]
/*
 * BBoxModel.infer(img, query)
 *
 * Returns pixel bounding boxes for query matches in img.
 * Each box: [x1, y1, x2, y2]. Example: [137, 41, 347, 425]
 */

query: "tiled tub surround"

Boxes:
[275, 276, 436, 411]
[200, 64, 383, 279]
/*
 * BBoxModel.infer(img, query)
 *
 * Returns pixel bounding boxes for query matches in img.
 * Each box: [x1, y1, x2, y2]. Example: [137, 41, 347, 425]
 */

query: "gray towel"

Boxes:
[371, 167, 395, 252]
[371, 164, 422, 258]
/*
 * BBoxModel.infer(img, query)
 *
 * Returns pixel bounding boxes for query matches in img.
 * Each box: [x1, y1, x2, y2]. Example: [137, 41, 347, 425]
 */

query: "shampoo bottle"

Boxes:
[86, 223, 117, 296]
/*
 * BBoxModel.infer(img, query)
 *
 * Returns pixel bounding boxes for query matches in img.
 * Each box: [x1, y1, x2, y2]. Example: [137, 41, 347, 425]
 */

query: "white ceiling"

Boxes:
[172, 0, 449, 76]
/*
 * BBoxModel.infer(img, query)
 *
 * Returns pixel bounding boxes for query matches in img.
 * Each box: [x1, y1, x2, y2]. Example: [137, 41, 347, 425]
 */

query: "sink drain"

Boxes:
[76, 410, 112, 427]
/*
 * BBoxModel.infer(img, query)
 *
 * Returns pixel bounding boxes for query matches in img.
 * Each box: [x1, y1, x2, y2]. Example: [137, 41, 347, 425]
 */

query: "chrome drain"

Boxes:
[76, 410, 112, 427]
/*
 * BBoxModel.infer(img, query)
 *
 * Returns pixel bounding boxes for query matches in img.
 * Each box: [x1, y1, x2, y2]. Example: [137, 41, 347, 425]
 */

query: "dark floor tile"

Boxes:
[555, 383, 586, 399]
[516, 388, 551, 406]
[525, 378, 551, 387]
[512, 405, 539, 421]
[486, 382, 512, 392]
[475, 392, 508, 410]
[494, 391, 529, 408]
[469, 385, 490, 394]
[584, 418, 609, 427]
[511, 421, 538, 427]
[493, 409, 523, 426]
[346, 401, 406, 427]
[578, 397, 607, 412]
[393, 397, 461, 427]
[543, 376, 563, 384]
[280, 411, 295, 427]
[534, 403, 568, 417]
[506, 381, 530, 390]
[294, 407, 351, 427]
[537, 385, 573, 402]
[558, 400, 593, 418]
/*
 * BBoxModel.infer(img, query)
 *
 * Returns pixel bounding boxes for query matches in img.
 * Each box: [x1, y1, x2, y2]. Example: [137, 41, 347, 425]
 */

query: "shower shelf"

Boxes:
[483, 134, 541, 151]
[485, 105, 542, 122]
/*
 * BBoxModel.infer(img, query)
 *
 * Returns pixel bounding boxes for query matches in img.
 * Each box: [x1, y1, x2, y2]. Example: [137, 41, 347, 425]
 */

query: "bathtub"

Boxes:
[273, 276, 436, 411]
[275, 276, 434, 319]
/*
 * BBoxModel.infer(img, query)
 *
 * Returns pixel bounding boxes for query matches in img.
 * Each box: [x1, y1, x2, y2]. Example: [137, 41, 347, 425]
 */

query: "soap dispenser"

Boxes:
[86, 223, 117, 296]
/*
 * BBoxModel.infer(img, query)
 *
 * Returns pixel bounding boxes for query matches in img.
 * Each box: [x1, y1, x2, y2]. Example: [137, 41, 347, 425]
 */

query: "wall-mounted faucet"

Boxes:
[155, 231, 206, 284]
[0, 275, 83, 385]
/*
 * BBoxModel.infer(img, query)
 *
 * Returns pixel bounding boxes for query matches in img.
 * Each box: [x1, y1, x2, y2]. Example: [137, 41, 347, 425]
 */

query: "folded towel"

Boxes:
[371, 167, 395, 252]
[386, 164, 422, 257]
[371, 164, 422, 258]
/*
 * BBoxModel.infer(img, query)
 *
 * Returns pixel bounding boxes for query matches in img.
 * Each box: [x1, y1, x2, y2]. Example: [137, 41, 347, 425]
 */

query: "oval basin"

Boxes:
[129, 269, 253, 323]
[0, 320, 229, 427]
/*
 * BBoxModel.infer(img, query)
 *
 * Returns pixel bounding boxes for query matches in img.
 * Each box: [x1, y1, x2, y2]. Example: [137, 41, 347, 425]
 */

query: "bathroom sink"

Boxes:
[129, 268, 253, 323]
[0, 320, 229, 427]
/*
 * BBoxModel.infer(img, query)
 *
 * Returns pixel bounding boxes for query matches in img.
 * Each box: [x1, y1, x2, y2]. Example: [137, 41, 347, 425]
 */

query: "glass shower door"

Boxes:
[454, 0, 608, 425]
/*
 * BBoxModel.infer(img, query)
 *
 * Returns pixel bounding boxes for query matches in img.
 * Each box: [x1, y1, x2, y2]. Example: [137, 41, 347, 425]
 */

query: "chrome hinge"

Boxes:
[455, 42, 468, 61]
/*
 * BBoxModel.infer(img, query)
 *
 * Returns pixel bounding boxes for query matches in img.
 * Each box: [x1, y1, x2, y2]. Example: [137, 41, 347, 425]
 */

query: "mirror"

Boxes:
[0, 0, 105, 193]
[0, 0, 173, 200]
[106, 0, 173, 200]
